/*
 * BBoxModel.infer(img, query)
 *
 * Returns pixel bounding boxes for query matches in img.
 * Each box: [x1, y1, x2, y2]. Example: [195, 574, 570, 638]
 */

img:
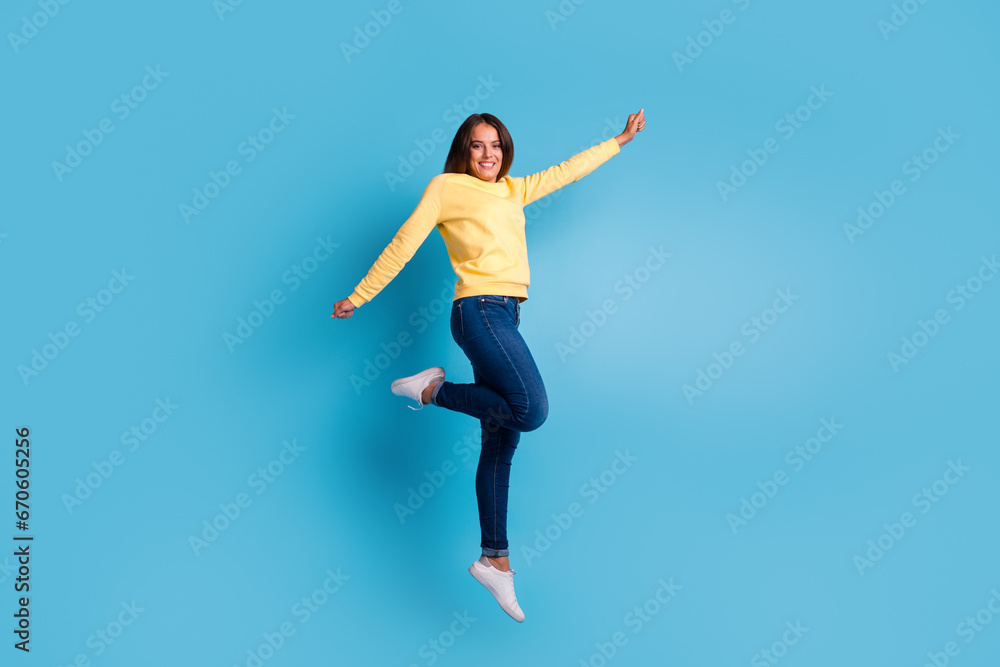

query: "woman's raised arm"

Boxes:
[519, 109, 644, 207]
[331, 174, 447, 319]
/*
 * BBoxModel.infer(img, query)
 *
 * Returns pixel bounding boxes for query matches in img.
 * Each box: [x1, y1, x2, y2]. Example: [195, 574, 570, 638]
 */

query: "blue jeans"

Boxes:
[430, 295, 549, 557]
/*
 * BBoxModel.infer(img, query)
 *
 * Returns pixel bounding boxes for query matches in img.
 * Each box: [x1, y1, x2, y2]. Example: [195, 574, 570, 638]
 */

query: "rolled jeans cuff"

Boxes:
[430, 380, 445, 405]
[482, 547, 509, 558]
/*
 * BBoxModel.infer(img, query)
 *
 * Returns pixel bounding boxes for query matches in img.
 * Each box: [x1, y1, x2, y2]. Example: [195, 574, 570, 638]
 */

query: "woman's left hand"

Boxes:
[617, 108, 645, 146]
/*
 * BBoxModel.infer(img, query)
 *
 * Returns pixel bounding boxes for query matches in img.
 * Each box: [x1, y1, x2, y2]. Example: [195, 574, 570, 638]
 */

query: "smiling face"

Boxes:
[467, 122, 502, 182]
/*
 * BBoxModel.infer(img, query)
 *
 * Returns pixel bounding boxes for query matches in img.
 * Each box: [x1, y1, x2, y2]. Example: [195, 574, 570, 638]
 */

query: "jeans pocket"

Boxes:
[479, 296, 518, 330]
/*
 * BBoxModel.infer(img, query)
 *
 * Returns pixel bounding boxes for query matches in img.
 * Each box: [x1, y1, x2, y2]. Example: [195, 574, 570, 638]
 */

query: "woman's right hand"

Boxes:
[331, 298, 355, 319]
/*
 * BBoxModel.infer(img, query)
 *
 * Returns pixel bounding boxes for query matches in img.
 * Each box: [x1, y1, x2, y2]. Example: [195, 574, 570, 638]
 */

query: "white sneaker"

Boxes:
[469, 556, 524, 622]
[390, 366, 445, 410]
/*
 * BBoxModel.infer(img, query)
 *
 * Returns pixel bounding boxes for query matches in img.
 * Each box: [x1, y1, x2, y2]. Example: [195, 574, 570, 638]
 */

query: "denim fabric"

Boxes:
[431, 295, 548, 557]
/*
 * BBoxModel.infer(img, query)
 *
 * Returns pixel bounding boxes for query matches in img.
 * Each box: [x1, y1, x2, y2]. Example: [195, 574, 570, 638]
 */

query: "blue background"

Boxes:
[2, 0, 998, 665]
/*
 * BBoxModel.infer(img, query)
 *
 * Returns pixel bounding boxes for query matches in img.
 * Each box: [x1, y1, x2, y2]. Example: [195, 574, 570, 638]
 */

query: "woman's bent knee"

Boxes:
[518, 394, 548, 432]
[489, 386, 548, 433]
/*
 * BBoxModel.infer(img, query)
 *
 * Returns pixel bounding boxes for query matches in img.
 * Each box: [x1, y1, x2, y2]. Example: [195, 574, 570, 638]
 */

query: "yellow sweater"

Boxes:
[347, 136, 621, 308]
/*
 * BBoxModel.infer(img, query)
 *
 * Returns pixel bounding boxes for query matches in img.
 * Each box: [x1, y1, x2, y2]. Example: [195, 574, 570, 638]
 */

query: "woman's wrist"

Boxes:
[615, 133, 629, 148]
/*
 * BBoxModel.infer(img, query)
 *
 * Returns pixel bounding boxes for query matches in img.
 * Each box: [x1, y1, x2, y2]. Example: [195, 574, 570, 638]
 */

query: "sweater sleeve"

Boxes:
[519, 137, 620, 206]
[347, 174, 446, 308]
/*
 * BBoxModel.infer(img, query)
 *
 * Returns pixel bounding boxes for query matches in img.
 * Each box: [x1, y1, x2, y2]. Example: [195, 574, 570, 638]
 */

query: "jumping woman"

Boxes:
[331, 109, 645, 622]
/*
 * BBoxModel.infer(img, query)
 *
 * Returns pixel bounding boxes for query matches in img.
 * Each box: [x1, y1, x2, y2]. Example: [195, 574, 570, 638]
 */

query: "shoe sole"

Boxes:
[469, 561, 524, 622]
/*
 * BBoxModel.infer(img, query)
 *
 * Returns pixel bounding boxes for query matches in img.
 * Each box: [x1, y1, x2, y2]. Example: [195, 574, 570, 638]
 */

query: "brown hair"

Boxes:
[443, 113, 514, 180]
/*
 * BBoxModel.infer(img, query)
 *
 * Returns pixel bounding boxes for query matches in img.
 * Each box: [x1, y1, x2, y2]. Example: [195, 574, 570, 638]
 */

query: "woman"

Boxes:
[331, 109, 645, 622]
